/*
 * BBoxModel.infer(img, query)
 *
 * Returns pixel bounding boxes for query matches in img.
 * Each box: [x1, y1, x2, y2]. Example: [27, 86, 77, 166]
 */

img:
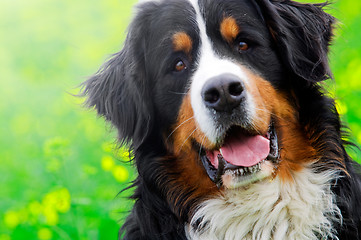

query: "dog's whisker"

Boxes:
[178, 127, 198, 153]
[168, 91, 188, 95]
[166, 116, 195, 141]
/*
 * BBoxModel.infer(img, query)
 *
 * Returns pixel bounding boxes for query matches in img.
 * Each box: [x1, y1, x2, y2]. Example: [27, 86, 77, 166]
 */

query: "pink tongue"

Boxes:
[207, 133, 270, 168]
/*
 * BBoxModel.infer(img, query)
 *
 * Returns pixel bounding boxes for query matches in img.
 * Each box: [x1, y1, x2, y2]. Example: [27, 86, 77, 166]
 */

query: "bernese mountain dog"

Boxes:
[81, 0, 361, 239]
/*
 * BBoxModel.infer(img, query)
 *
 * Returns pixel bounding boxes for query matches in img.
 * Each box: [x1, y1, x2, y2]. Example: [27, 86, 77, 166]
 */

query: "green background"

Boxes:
[0, 0, 360, 239]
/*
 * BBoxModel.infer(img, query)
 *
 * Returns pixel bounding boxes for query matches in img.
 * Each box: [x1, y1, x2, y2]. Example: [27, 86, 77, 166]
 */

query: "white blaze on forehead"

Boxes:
[186, 0, 256, 144]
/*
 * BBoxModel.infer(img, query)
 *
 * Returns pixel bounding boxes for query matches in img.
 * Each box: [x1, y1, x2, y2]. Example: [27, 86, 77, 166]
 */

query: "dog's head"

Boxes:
[83, 0, 337, 215]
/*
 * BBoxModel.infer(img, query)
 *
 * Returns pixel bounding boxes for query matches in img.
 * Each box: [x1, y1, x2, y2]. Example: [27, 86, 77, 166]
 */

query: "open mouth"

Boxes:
[199, 122, 279, 188]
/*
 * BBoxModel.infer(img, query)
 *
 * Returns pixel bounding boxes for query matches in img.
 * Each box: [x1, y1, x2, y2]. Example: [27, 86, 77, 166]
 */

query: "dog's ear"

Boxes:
[81, 14, 152, 147]
[256, 0, 335, 82]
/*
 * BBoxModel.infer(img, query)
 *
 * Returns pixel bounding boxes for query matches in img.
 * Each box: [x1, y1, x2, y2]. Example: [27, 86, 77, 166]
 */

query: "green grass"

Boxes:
[0, 0, 360, 239]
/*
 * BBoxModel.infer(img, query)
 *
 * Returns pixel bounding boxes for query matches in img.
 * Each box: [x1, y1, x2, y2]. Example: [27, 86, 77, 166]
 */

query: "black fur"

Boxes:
[81, 0, 361, 239]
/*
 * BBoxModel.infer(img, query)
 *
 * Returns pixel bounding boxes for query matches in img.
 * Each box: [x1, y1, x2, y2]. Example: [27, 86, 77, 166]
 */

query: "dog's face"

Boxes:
[83, 0, 335, 217]
[147, 0, 282, 191]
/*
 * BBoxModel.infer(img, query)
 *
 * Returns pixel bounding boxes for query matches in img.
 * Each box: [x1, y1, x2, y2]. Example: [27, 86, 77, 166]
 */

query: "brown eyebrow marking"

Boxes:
[220, 16, 240, 43]
[172, 32, 193, 54]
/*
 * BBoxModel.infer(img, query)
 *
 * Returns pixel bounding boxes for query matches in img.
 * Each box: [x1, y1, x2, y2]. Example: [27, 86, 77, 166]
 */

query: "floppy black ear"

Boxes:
[255, 0, 335, 82]
[81, 22, 152, 147]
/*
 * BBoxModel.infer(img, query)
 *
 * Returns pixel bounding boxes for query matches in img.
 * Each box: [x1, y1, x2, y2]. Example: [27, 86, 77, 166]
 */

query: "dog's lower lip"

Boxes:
[199, 123, 279, 186]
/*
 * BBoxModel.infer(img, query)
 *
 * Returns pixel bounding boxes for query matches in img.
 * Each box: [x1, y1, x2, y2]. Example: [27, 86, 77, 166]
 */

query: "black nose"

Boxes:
[202, 74, 245, 112]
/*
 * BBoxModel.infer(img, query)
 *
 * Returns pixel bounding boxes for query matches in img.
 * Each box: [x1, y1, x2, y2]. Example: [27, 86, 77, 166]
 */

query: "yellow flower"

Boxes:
[38, 228, 53, 240]
[43, 188, 71, 214]
[28, 201, 43, 216]
[118, 147, 131, 160]
[43, 206, 59, 226]
[43, 192, 57, 209]
[4, 210, 20, 228]
[101, 155, 115, 171]
[41, 187, 71, 225]
[55, 188, 71, 213]
[112, 165, 129, 182]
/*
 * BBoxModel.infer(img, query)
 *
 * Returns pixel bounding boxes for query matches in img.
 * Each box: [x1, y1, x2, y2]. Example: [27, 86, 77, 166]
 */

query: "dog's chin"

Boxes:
[221, 160, 275, 189]
[198, 122, 280, 189]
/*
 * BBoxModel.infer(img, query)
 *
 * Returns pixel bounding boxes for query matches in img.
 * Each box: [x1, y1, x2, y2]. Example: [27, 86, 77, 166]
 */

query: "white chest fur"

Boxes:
[187, 168, 341, 240]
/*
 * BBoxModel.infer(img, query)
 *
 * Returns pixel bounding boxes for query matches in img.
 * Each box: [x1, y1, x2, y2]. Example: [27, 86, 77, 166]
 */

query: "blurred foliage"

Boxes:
[0, 0, 360, 239]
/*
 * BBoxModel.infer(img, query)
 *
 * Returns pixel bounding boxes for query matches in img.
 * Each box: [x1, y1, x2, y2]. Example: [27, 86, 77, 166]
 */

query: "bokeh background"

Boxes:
[0, 0, 360, 239]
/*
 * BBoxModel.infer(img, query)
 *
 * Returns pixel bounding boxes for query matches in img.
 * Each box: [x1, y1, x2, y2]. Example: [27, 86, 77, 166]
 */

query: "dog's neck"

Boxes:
[186, 167, 341, 240]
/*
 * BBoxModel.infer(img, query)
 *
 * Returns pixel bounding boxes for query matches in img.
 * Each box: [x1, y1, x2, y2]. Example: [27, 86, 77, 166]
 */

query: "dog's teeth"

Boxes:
[219, 149, 224, 156]
[227, 160, 266, 177]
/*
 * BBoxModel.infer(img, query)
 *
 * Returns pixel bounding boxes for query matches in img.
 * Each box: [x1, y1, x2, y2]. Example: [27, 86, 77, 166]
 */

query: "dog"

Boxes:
[81, 0, 361, 239]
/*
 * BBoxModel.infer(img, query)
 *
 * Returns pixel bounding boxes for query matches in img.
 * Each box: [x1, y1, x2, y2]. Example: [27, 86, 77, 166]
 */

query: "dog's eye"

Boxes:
[174, 60, 187, 72]
[238, 41, 249, 52]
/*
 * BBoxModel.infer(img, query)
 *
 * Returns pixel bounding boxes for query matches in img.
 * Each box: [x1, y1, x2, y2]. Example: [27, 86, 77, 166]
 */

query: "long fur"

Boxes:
[81, 0, 361, 239]
[187, 168, 341, 240]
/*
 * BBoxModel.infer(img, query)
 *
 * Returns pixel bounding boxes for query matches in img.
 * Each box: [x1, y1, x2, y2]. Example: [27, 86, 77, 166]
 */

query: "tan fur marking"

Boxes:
[172, 95, 215, 151]
[241, 66, 319, 182]
[172, 32, 193, 54]
[165, 95, 219, 216]
[220, 17, 240, 43]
